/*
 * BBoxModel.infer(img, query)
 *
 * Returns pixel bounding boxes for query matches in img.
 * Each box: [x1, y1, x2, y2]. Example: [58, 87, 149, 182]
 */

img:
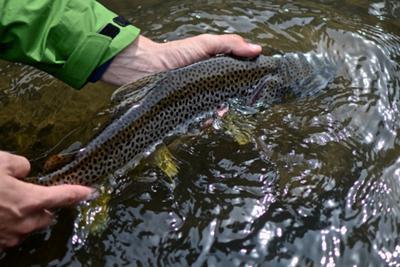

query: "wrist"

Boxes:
[101, 36, 164, 86]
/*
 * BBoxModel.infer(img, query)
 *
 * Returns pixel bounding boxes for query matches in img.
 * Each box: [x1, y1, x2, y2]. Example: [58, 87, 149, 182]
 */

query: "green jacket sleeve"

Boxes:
[0, 0, 140, 89]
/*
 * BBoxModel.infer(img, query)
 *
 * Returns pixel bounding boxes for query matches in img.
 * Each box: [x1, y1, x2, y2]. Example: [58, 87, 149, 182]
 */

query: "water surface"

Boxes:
[1, 0, 400, 266]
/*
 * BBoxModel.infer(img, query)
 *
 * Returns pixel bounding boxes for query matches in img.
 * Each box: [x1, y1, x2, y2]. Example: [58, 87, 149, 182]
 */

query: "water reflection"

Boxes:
[1, 0, 400, 266]
[369, 1, 400, 19]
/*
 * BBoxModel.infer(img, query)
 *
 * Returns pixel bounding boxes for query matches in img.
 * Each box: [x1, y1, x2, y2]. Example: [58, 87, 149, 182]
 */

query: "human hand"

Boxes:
[0, 151, 94, 250]
[102, 34, 262, 86]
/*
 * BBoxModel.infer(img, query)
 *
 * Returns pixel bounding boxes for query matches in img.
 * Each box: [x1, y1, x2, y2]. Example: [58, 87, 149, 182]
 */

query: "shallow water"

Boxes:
[1, 0, 400, 266]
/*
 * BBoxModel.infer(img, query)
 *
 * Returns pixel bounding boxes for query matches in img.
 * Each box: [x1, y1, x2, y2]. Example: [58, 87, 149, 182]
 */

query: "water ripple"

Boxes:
[1, 0, 400, 266]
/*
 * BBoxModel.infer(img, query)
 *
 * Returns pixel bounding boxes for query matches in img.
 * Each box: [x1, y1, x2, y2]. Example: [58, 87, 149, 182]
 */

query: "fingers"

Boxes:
[19, 209, 55, 235]
[0, 209, 54, 250]
[199, 34, 262, 58]
[0, 151, 31, 178]
[31, 184, 94, 210]
[0, 152, 93, 250]
[9, 175, 94, 216]
[160, 34, 262, 72]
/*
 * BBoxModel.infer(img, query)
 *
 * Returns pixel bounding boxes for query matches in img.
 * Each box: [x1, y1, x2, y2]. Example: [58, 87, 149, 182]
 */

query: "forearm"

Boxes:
[0, 0, 140, 89]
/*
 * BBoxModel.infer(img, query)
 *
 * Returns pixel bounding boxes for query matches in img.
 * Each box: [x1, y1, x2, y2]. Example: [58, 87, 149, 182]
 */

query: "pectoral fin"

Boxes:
[223, 112, 256, 145]
[70, 187, 112, 249]
[152, 144, 179, 180]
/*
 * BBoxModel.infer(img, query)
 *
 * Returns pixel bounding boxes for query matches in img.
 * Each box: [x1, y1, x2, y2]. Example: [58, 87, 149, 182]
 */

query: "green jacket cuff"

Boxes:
[53, 3, 141, 89]
[0, 0, 140, 89]
[56, 24, 140, 89]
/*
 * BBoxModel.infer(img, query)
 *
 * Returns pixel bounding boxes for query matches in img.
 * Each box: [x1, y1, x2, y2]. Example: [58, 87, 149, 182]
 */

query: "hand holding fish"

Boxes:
[101, 34, 262, 86]
[0, 151, 94, 250]
[0, 34, 262, 249]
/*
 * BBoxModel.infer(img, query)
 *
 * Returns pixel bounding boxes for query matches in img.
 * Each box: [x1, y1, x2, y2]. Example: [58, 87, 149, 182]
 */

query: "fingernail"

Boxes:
[85, 188, 100, 201]
[44, 209, 58, 226]
[248, 43, 262, 51]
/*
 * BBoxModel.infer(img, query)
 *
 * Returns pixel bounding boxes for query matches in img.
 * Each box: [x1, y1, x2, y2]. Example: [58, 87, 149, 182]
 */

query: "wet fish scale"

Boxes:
[32, 54, 318, 186]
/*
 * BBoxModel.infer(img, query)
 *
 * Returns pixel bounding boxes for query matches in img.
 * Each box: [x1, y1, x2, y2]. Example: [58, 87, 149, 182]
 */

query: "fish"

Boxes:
[28, 53, 333, 186]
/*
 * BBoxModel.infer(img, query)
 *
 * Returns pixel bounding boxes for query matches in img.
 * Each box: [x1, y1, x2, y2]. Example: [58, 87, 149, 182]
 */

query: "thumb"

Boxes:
[32, 184, 96, 210]
[0, 151, 31, 179]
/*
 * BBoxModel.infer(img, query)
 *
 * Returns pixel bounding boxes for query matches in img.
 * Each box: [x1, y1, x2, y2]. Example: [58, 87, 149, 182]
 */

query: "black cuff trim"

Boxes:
[87, 16, 131, 84]
[88, 58, 113, 83]
[113, 16, 130, 27]
[99, 23, 120, 39]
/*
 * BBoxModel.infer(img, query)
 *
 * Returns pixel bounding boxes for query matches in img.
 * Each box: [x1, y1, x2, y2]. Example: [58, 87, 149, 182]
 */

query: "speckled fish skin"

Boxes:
[34, 53, 319, 186]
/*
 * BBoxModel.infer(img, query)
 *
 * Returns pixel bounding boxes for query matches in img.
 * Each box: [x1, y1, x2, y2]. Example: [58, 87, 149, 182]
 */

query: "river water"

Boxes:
[1, 0, 400, 266]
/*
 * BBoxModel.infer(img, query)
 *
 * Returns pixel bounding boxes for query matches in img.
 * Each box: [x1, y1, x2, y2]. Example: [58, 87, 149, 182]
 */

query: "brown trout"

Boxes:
[30, 53, 332, 186]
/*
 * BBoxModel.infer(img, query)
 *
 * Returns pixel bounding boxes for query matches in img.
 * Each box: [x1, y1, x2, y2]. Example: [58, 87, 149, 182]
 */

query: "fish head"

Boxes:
[248, 53, 336, 105]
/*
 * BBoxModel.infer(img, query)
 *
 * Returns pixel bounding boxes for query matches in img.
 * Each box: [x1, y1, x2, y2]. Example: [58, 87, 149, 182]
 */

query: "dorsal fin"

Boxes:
[110, 72, 167, 118]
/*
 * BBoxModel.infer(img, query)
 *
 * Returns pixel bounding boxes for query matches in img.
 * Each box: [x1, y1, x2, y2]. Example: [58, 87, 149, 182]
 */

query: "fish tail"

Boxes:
[23, 176, 49, 186]
[24, 172, 72, 186]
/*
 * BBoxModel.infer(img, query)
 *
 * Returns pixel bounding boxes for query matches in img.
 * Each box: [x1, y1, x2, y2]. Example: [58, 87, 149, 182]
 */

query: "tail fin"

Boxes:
[23, 176, 46, 186]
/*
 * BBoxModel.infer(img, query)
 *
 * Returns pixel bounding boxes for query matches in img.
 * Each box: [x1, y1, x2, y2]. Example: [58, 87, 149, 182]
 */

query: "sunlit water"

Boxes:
[1, 0, 400, 266]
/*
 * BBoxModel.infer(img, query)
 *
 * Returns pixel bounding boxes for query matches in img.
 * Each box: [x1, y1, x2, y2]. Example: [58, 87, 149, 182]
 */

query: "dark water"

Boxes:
[1, 0, 400, 266]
